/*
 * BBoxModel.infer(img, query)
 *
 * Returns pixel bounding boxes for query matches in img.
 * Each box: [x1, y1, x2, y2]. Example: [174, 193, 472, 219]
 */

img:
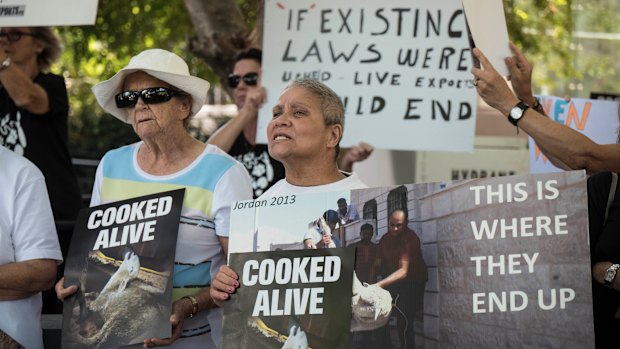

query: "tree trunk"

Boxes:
[183, 0, 264, 98]
[248, 0, 264, 49]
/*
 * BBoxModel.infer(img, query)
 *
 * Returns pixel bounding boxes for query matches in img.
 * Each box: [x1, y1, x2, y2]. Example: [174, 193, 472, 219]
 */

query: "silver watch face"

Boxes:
[510, 106, 524, 120]
[605, 264, 620, 285]
[605, 269, 616, 283]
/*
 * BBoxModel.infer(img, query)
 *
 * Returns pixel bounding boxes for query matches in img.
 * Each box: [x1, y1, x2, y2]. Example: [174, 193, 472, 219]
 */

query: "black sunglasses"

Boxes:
[227, 72, 259, 88]
[0, 31, 36, 43]
[115, 87, 183, 108]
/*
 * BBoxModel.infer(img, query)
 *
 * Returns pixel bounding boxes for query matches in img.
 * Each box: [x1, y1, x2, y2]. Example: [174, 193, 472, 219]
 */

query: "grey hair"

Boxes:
[285, 78, 345, 156]
[30, 27, 63, 72]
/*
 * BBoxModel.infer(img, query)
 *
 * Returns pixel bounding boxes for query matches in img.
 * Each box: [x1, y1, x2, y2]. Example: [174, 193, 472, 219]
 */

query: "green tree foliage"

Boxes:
[571, 0, 620, 96]
[57, 0, 217, 159]
[504, 0, 577, 96]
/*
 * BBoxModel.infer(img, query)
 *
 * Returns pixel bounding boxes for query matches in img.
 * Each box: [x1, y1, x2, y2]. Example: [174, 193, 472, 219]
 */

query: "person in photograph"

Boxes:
[304, 209, 341, 249]
[337, 197, 360, 225]
[376, 209, 428, 349]
[349, 222, 384, 348]
[350, 223, 380, 284]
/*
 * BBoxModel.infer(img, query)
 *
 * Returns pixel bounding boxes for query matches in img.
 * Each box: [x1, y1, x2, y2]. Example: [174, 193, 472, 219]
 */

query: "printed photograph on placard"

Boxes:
[61, 189, 184, 349]
[222, 248, 356, 349]
[228, 171, 594, 348]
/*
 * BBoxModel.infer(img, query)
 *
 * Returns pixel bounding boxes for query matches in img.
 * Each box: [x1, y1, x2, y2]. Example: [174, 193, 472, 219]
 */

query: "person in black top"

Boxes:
[588, 171, 620, 348]
[0, 26, 81, 313]
[207, 48, 283, 198]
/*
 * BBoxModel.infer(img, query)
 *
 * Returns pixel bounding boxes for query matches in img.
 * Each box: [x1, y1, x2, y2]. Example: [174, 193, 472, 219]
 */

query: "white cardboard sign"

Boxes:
[259, 0, 478, 152]
[0, 0, 98, 26]
[461, 0, 511, 76]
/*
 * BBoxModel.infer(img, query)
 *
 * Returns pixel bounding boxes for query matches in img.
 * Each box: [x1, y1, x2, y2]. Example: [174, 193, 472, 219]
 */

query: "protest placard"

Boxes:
[222, 248, 356, 349]
[0, 0, 98, 26]
[461, 0, 511, 76]
[61, 189, 184, 349]
[259, 0, 477, 151]
[228, 171, 594, 347]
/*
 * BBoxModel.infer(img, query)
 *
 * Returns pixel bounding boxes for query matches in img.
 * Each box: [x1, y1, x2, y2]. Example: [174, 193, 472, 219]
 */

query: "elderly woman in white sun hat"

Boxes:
[55, 49, 252, 348]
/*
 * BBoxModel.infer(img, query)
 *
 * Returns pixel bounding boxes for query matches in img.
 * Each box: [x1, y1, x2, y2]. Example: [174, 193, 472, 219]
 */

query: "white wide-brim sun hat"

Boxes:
[92, 48, 210, 123]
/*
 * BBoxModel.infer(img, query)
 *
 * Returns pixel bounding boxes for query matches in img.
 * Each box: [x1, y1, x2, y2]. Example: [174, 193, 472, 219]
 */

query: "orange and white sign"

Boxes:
[529, 95, 620, 173]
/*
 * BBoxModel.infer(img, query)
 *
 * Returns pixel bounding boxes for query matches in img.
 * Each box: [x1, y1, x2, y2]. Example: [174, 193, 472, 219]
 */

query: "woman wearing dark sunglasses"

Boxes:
[207, 48, 282, 199]
[55, 49, 252, 349]
[0, 25, 82, 319]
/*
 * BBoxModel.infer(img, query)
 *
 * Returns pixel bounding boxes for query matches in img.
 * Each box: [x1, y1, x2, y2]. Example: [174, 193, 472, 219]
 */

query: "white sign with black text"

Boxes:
[0, 0, 98, 26]
[260, 0, 478, 152]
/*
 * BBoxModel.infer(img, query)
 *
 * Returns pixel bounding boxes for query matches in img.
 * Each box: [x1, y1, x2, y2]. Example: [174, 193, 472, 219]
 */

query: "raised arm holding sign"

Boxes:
[472, 44, 620, 174]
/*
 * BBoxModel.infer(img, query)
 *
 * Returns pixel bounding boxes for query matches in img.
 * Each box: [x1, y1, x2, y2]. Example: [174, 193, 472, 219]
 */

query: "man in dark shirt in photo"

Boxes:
[377, 209, 428, 349]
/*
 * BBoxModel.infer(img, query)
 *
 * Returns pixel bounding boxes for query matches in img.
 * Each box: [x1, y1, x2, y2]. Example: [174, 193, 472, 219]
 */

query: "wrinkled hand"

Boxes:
[339, 142, 374, 172]
[143, 298, 189, 347]
[55, 276, 78, 301]
[239, 86, 267, 117]
[471, 48, 519, 115]
[210, 265, 239, 308]
[505, 42, 536, 105]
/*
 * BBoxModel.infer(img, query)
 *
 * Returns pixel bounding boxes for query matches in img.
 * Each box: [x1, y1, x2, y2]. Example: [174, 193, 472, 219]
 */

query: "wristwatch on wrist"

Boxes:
[604, 263, 620, 289]
[507, 101, 530, 126]
[0, 56, 10, 72]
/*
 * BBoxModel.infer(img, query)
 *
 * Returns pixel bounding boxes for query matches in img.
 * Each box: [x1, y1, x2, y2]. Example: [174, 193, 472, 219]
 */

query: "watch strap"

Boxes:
[532, 97, 545, 115]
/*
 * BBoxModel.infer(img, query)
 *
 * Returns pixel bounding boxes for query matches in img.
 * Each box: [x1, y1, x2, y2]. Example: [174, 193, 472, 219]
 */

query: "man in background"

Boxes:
[350, 223, 380, 284]
[337, 197, 360, 225]
[304, 209, 341, 249]
[350, 223, 381, 348]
